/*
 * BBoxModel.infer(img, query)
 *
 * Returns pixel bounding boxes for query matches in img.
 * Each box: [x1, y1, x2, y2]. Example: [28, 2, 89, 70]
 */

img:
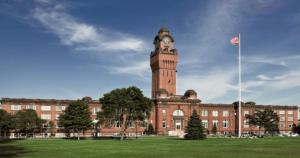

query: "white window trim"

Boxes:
[162, 120, 166, 128]
[11, 105, 22, 111]
[223, 111, 229, 117]
[41, 105, 51, 111]
[41, 114, 51, 120]
[223, 120, 229, 128]
[201, 110, 208, 117]
[212, 111, 218, 117]
[26, 105, 36, 110]
[202, 120, 208, 128]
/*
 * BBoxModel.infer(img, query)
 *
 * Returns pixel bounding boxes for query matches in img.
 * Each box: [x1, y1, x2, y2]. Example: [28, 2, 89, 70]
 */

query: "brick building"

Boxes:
[0, 28, 298, 137]
[149, 27, 298, 136]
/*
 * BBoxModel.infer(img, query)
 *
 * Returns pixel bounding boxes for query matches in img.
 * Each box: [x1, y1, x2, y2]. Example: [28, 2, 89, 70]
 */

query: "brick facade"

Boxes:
[0, 27, 298, 137]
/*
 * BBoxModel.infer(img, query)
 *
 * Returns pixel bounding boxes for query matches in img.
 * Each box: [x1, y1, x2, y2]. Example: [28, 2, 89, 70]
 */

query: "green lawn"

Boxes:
[1, 137, 300, 158]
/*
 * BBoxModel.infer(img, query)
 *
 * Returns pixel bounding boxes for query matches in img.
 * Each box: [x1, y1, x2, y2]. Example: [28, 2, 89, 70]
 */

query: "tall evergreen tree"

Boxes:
[185, 110, 206, 140]
[145, 123, 155, 135]
[292, 123, 300, 134]
[212, 123, 218, 135]
[59, 100, 92, 140]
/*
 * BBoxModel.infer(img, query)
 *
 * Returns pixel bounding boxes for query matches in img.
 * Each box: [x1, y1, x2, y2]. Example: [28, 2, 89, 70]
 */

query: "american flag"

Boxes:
[230, 36, 239, 45]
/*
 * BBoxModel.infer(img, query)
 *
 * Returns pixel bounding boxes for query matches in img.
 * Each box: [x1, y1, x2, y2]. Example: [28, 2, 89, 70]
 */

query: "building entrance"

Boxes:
[175, 120, 182, 131]
[168, 109, 184, 136]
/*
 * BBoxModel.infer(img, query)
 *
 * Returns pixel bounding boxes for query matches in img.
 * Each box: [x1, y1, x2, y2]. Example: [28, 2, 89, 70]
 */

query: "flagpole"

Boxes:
[238, 33, 242, 138]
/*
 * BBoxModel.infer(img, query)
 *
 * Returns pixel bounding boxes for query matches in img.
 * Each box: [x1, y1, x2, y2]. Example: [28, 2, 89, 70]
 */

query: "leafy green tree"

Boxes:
[14, 109, 45, 137]
[145, 123, 155, 135]
[96, 111, 107, 135]
[185, 110, 206, 139]
[99, 86, 152, 140]
[246, 108, 279, 136]
[0, 109, 14, 139]
[212, 123, 218, 135]
[59, 100, 92, 140]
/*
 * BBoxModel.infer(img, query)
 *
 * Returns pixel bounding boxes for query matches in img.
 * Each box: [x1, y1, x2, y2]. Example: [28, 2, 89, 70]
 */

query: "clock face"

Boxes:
[162, 37, 170, 45]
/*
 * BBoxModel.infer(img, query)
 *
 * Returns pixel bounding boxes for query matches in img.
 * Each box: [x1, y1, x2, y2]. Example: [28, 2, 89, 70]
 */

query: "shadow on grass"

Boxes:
[166, 137, 208, 141]
[166, 137, 184, 140]
[97, 136, 139, 140]
[0, 139, 29, 158]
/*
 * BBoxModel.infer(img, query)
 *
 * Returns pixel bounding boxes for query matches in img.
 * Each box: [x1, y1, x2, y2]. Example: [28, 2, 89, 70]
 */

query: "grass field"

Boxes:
[1, 137, 300, 158]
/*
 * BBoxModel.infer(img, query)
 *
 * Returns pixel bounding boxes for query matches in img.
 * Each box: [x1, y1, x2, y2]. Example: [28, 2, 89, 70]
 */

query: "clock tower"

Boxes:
[150, 27, 178, 98]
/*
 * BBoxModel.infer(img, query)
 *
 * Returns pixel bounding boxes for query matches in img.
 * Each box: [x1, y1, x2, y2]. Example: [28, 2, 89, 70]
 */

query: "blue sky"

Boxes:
[1, 0, 300, 105]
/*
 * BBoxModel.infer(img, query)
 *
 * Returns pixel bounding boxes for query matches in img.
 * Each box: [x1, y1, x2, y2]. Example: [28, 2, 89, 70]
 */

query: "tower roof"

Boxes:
[158, 27, 169, 33]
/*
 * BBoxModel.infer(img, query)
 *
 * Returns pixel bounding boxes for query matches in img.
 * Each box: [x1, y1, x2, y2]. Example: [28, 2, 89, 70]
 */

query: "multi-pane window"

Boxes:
[140, 120, 148, 128]
[56, 114, 60, 120]
[201, 110, 208, 117]
[223, 111, 229, 117]
[202, 120, 208, 128]
[56, 105, 65, 112]
[288, 111, 293, 115]
[114, 121, 121, 128]
[11, 105, 21, 111]
[244, 119, 249, 128]
[280, 123, 285, 128]
[280, 116, 285, 121]
[212, 111, 218, 117]
[212, 120, 218, 127]
[92, 107, 101, 115]
[162, 110, 166, 118]
[279, 111, 285, 115]
[243, 111, 249, 116]
[41, 114, 51, 120]
[223, 120, 229, 128]
[162, 120, 166, 128]
[128, 121, 135, 128]
[26, 105, 36, 110]
[41, 105, 51, 111]
[288, 116, 293, 121]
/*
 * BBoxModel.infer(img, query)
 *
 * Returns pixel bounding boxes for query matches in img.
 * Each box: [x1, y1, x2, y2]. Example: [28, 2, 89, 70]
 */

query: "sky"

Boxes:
[0, 0, 300, 105]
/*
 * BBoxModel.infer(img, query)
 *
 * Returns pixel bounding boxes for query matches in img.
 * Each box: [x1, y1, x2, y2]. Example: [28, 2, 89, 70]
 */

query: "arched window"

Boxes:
[172, 109, 184, 116]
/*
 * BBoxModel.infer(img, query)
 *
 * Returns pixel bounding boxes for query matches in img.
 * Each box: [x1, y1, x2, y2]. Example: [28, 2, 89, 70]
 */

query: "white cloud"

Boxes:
[244, 70, 300, 91]
[31, 3, 145, 53]
[177, 70, 236, 102]
[270, 71, 300, 90]
[256, 74, 274, 81]
[245, 54, 300, 67]
[245, 54, 300, 90]
[246, 56, 288, 67]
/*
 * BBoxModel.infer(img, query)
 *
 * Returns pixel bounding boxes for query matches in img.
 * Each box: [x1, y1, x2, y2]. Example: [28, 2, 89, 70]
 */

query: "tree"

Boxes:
[0, 109, 14, 139]
[212, 123, 217, 135]
[99, 86, 152, 140]
[14, 109, 45, 138]
[184, 110, 206, 139]
[96, 111, 107, 136]
[292, 123, 300, 134]
[145, 123, 155, 135]
[246, 108, 279, 136]
[48, 121, 56, 137]
[58, 100, 92, 140]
